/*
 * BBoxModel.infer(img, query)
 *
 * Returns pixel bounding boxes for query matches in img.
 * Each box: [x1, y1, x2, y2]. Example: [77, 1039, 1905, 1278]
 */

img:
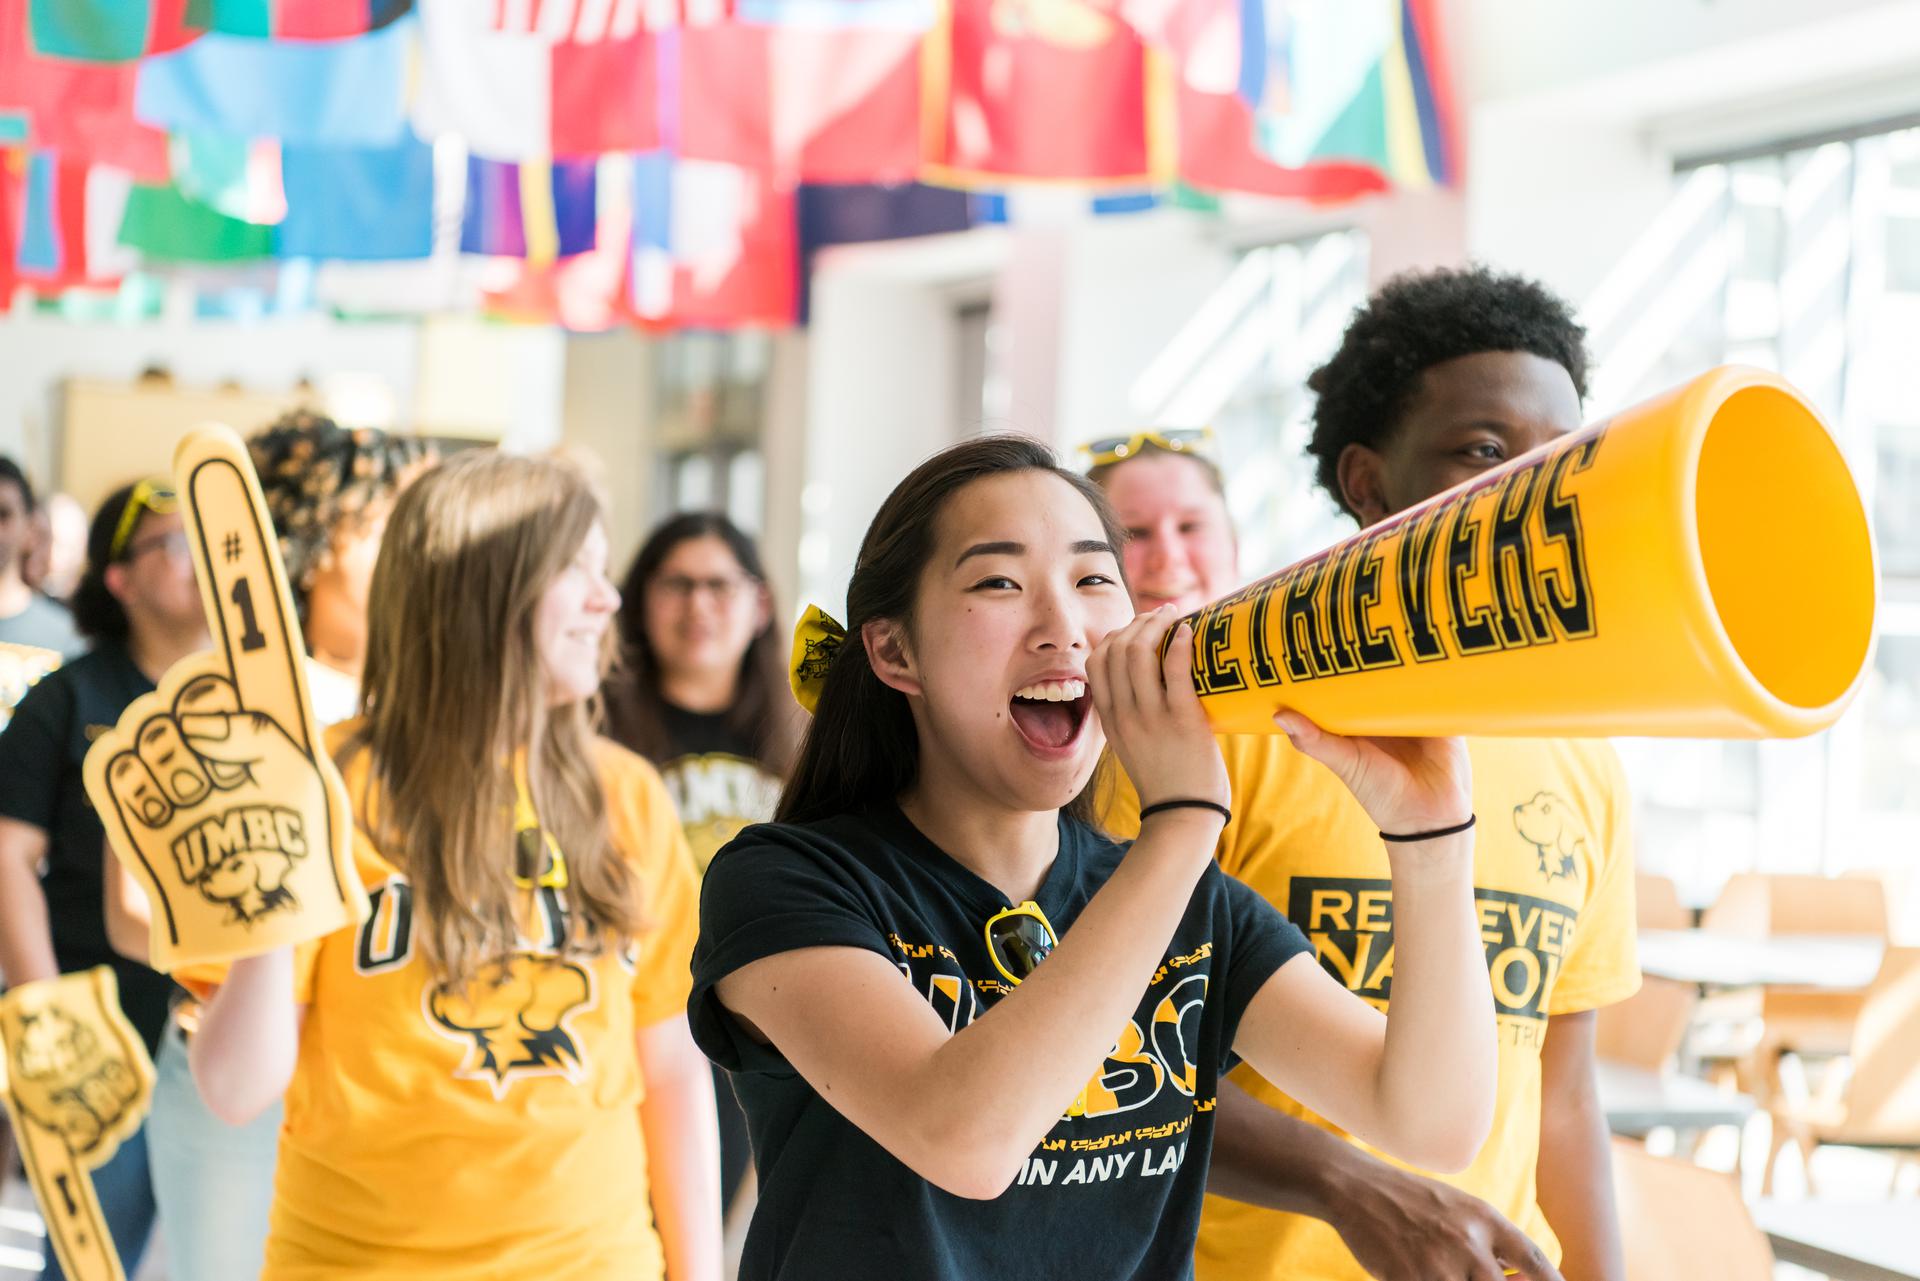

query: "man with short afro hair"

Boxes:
[1306, 265, 1591, 520]
[1186, 265, 1638, 1281]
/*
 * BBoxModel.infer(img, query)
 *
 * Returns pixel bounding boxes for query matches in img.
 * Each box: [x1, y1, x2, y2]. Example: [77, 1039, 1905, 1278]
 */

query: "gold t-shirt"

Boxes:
[265, 726, 700, 1280]
[1102, 733, 1640, 1279]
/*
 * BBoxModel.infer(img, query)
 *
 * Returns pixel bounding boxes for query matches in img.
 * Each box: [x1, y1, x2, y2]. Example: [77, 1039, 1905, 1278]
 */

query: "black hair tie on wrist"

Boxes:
[1138, 799, 1233, 825]
[1379, 814, 1477, 843]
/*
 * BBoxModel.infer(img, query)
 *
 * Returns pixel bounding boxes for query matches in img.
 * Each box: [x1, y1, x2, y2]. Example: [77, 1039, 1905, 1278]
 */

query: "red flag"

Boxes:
[280, 0, 384, 39]
[676, 23, 921, 184]
[1175, 81, 1389, 201]
[0, 153, 20, 309]
[551, 27, 661, 157]
[668, 173, 795, 327]
[0, 0, 169, 179]
[632, 157, 796, 328]
[930, 0, 1151, 182]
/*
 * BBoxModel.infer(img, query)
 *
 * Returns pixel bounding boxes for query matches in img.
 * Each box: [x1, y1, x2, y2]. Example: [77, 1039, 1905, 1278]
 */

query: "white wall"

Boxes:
[795, 231, 1008, 615]
[0, 313, 420, 487]
[0, 310, 569, 504]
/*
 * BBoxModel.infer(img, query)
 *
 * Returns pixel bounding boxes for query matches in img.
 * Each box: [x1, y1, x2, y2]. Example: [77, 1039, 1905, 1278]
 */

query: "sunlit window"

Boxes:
[1590, 123, 1920, 898]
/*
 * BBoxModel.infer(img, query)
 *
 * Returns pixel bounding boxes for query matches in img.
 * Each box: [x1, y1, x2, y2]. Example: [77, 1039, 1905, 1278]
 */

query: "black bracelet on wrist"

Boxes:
[1379, 814, 1476, 843]
[1139, 799, 1233, 825]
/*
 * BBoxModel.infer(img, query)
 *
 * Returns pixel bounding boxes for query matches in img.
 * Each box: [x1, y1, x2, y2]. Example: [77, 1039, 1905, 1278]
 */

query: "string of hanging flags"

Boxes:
[0, 0, 1459, 328]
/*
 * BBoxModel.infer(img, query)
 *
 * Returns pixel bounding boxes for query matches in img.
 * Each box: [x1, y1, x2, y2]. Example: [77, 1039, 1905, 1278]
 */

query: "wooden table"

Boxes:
[1595, 1060, 1755, 1134]
[1752, 1200, 1920, 1281]
[1637, 930, 1884, 991]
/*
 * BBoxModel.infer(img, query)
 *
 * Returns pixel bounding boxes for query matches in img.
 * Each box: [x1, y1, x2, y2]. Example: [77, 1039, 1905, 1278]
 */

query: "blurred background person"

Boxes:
[602, 512, 802, 1231]
[0, 456, 83, 669]
[21, 491, 91, 605]
[1083, 428, 1237, 616]
[0, 479, 208, 1279]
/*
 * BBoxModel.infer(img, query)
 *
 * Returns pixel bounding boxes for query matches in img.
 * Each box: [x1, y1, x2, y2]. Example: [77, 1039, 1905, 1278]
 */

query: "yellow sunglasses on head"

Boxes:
[108, 478, 180, 562]
[1078, 426, 1216, 469]
[984, 900, 1058, 986]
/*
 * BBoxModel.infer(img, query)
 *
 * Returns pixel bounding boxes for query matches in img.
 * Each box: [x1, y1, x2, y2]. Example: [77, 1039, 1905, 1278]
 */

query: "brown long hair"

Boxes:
[345, 451, 642, 984]
[777, 436, 1126, 827]
[602, 512, 800, 777]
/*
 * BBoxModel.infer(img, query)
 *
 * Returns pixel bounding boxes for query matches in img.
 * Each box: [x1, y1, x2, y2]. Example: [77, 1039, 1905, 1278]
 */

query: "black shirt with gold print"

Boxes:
[691, 805, 1310, 1281]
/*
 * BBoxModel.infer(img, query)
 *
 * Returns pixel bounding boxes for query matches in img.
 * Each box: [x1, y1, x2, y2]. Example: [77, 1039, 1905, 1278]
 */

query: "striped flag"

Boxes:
[488, 0, 726, 38]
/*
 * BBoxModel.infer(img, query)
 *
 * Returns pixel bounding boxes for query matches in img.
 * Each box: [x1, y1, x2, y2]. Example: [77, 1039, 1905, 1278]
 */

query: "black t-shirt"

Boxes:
[0, 641, 181, 1051]
[690, 804, 1312, 1281]
[656, 702, 783, 876]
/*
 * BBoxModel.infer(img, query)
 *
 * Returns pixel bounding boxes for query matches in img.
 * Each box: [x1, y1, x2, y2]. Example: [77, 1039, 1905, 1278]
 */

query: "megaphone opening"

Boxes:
[1695, 385, 1876, 712]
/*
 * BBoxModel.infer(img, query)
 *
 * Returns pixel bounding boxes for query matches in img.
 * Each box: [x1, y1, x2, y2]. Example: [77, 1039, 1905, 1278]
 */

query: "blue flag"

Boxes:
[278, 132, 436, 260]
[134, 16, 412, 145]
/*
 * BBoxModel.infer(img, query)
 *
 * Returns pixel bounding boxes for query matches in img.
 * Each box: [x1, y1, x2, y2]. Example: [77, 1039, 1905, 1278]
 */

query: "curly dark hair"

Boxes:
[1305, 265, 1590, 518]
[247, 410, 430, 622]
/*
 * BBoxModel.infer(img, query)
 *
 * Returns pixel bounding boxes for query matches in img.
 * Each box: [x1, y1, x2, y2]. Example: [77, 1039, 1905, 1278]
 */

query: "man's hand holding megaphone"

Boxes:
[84, 428, 368, 973]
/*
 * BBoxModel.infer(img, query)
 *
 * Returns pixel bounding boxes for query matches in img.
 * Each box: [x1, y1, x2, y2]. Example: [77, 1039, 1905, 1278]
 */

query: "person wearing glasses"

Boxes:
[602, 512, 802, 1227]
[1080, 427, 1233, 616]
[1093, 267, 1637, 1281]
[690, 435, 1496, 1280]
[0, 479, 208, 1279]
[186, 451, 723, 1281]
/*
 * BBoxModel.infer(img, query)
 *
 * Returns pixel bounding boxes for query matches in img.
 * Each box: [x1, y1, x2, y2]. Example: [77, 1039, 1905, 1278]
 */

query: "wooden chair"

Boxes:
[1611, 1138, 1774, 1281]
[1597, 976, 1698, 1073]
[1636, 871, 1692, 931]
[1701, 872, 1889, 938]
[1764, 947, 1920, 1194]
[1702, 874, 1889, 1106]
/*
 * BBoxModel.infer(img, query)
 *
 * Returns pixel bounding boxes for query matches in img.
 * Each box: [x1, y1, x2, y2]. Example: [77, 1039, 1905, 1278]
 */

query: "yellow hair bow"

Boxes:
[789, 605, 846, 716]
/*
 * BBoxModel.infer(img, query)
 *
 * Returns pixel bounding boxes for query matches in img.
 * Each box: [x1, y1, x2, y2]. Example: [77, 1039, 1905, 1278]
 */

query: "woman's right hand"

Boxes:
[1089, 607, 1229, 813]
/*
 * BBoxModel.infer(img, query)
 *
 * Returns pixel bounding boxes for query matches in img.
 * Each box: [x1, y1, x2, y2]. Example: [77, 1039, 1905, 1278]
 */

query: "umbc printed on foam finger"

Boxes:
[83, 426, 368, 975]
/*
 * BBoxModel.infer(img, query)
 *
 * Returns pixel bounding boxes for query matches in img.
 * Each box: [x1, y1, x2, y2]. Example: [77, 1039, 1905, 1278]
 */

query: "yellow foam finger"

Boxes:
[0, 969, 155, 1281]
[82, 428, 369, 972]
[176, 430, 316, 751]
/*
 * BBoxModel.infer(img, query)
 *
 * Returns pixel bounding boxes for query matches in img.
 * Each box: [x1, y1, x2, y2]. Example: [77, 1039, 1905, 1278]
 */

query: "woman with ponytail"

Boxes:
[690, 435, 1498, 1279]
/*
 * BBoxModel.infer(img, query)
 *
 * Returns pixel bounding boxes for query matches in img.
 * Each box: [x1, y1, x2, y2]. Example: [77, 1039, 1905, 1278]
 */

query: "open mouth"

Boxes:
[1008, 678, 1092, 757]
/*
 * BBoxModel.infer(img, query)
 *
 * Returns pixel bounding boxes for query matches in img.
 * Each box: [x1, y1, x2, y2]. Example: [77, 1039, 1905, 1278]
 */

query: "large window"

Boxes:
[1588, 122, 1920, 898]
[1133, 229, 1371, 580]
[650, 332, 772, 534]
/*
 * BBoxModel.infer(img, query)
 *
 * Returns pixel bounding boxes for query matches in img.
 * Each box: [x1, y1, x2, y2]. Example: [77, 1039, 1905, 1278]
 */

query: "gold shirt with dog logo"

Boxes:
[1103, 734, 1640, 1279]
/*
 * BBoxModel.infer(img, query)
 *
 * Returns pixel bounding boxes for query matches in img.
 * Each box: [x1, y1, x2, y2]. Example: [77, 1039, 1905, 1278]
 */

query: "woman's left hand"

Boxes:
[1274, 712, 1471, 838]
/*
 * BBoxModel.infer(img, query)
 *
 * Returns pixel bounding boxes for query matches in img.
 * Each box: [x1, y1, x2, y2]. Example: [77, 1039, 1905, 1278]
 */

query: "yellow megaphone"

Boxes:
[1181, 366, 1877, 738]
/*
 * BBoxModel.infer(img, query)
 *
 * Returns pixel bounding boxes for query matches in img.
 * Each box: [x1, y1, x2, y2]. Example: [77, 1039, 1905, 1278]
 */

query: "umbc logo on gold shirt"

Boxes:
[424, 955, 595, 1099]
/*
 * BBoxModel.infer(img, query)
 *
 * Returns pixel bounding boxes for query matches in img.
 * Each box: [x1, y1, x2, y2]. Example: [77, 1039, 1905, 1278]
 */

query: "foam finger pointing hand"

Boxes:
[177, 429, 316, 753]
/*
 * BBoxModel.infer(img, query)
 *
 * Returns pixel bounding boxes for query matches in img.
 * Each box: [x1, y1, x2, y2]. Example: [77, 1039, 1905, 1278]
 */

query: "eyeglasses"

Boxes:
[984, 900, 1058, 986]
[1078, 427, 1217, 469]
[108, 479, 180, 561]
[122, 528, 191, 564]
[652, 574, 754, 603]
